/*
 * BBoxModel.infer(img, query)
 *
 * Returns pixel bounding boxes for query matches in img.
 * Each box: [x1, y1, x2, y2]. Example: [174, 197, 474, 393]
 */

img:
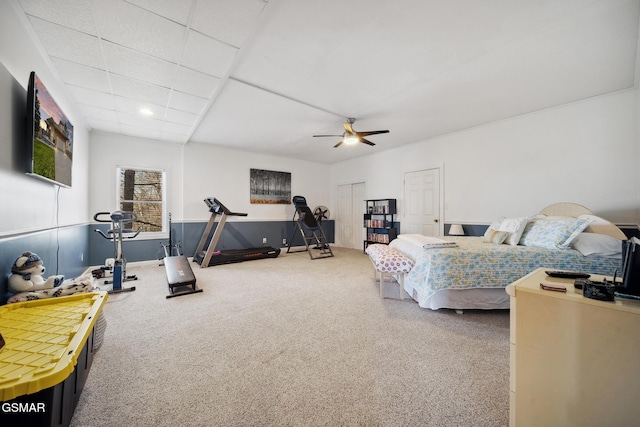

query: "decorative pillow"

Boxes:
[571, 233, 623, 257]
[483, 230, 509, 244]
[519, 218, 590, 249]
[484, 217, 504, 237]
[497, 217, 530, 246]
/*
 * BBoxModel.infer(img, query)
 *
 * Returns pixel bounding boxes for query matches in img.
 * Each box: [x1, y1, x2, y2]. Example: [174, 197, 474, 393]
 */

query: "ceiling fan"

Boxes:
[313, 118, 389, 148]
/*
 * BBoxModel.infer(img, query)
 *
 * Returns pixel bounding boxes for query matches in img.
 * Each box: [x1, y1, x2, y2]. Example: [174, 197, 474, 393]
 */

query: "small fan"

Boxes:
[313, 118, 389, 148]
[313, 206, 330, 223]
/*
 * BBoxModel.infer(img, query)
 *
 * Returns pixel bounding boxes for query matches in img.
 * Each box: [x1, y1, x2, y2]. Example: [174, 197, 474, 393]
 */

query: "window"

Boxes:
[116, 167, 166, 235]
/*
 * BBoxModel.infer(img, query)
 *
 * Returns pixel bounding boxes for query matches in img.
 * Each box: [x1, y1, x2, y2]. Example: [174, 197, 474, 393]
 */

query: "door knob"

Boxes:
[434, 219, 439, 223]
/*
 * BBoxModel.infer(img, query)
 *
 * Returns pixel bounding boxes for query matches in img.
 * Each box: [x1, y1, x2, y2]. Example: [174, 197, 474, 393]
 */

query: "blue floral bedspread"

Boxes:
[389, 236, 622, 307]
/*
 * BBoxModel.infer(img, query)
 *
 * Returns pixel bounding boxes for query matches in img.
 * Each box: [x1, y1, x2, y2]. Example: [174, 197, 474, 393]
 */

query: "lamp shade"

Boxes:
[449, 224, 465, 236]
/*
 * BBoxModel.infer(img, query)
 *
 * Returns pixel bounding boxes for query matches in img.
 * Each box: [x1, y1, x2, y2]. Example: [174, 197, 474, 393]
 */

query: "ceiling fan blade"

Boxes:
[343, 122, 354, 135]
[360, 138, 376, 146]
[333, 140, 344, 148]
[313, 134, 343, 138]
[358, 130, 389, 137]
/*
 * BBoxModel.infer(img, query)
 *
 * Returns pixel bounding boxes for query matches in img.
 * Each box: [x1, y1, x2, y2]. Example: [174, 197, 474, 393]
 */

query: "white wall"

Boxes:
[182, 142, 331, 222]
[331, 89, 640, 228]
[89, 132, 184, 222]
[0, 2, 90, 235]
[88, 136, 331, 225]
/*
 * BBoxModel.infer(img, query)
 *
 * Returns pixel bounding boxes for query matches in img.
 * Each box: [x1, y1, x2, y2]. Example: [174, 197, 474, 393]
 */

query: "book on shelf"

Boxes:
[367, 233, 390, 244]
[367, 204, 391, 214]
[365, 219, 388, 228]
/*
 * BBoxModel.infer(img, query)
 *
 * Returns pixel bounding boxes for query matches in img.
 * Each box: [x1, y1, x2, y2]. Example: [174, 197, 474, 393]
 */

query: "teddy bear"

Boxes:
[8, 251, 64, 294]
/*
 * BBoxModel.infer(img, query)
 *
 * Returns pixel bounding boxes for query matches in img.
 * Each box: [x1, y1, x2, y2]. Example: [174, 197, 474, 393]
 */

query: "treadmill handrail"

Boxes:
[204, 197, 248, 216]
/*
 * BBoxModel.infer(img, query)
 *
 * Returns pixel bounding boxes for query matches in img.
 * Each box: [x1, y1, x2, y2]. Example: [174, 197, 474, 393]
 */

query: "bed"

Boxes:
[389, 203, 626, 311]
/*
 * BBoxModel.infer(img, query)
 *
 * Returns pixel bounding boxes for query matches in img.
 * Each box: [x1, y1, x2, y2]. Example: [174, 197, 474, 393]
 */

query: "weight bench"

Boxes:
[165, 255, 202, 299]
[365, 244, 414, 299]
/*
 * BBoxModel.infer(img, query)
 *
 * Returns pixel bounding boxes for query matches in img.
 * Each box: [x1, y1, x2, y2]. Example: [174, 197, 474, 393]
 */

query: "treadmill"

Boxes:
[193, 198, 281, 267]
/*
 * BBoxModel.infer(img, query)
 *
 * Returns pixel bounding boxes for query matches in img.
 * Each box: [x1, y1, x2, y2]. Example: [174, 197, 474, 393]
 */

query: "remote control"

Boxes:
[545, 270, 591, 279]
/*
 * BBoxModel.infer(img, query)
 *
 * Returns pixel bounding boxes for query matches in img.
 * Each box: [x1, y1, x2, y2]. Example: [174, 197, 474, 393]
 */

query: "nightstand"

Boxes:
[506, 267, 640, 427]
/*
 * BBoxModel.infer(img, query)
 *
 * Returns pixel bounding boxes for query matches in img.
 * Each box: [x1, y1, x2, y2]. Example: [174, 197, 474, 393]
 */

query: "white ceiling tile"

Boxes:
[159, 132, 189, 143]
[169, 90, 209, 115]
[68, 86, 116, 109]
[162, 121, 192, 135]
[28, 16, 104, 68]
[102, 42, 178, 88]
[120, 123, 161, 140]
[110, 74, 171, 106]
[87, 117, 121, 133]
[181, 30, 238, 78]
[191, 0, 266, 48]
[164, 108, 198, 126]
[18, 0, 98, 35]
[113, 95, 165, 117]
[127, 0, 194, 26]
[50, 58, 110, 92]
[173, 66, 221, 98]
[78, 104, 118, 122]
[94, 0, 186, 62]
[118, 111, 164, 131]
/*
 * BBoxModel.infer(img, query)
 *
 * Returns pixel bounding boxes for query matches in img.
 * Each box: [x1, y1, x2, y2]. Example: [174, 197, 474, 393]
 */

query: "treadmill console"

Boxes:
[204, 197, 223, 214]
[203, 198, 248, 216]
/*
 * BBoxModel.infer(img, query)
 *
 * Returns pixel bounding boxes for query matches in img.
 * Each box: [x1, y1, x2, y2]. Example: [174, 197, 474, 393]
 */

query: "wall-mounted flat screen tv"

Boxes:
[26, 71, 73, 187]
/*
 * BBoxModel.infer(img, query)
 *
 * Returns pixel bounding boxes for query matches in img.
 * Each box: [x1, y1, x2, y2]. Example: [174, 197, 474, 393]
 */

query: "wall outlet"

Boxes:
[282, 238, 287, 245]
[262, 237, 267, 244]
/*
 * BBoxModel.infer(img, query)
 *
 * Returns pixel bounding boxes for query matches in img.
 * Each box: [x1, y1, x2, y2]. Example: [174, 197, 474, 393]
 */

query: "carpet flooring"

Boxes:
[70, 247, 509, 426]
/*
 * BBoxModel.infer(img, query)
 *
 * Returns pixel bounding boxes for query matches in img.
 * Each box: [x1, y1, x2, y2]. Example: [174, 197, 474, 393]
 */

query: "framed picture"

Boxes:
[250, 168, 291, 204]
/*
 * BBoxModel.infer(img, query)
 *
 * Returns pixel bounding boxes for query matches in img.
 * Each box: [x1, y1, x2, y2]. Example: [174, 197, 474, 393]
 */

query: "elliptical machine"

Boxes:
[94, 211, 140, 294]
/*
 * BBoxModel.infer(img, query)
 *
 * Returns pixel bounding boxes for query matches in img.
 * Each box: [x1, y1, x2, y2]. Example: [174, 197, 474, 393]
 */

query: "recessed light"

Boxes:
[140, 108, 153, 116]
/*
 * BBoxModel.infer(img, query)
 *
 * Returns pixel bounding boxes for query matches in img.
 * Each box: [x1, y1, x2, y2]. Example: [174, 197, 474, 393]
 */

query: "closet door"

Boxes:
[337, 184, 353, 248]
[336, 182, 366, 249]
[351, 182, 366, 249]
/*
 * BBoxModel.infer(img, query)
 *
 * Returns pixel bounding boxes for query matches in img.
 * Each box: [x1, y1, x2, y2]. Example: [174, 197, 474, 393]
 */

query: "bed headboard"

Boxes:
[539, 202, 592, 217]
[539, 202, 626, 240]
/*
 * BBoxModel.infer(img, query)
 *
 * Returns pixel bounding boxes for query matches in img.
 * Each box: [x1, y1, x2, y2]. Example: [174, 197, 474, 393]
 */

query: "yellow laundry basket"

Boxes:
[0, 291, 107, 426]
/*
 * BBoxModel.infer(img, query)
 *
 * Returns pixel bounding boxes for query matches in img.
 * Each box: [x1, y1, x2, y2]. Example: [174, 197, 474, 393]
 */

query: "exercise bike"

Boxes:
[93, 211, 140, 294]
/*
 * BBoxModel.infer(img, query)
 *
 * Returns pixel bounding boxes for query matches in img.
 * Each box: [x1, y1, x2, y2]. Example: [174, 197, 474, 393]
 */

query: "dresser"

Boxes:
[506, 268, 640, 427]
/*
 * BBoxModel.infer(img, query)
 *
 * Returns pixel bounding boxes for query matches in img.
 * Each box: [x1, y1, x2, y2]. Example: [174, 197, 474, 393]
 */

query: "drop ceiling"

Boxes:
[12, 0, 640, 164]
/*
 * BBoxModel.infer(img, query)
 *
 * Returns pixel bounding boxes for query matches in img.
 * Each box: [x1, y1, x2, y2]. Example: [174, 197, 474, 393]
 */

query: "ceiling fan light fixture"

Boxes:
[314, 118, 387, 148]
[343, 134, 359, 145]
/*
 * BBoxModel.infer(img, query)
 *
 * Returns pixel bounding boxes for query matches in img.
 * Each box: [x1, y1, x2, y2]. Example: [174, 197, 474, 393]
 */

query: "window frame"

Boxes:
[115, 166, 167, 240]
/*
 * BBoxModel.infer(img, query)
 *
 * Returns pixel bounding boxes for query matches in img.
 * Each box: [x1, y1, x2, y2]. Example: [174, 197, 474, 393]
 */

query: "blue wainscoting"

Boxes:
[0, 225, 88, 299]
[444, 223, 488, 237]
[88, 220, 335, 266]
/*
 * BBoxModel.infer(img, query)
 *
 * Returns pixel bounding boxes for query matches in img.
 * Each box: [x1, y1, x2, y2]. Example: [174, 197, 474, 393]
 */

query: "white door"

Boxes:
[336, 182, 366, 249]
[404, 169, 441, 236]
[337, 184, 353, 248]
[351, 182, 366, 249]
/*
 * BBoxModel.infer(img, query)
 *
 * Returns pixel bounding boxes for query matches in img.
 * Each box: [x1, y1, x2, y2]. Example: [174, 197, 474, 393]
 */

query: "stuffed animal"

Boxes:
[8, 251, 64, 294]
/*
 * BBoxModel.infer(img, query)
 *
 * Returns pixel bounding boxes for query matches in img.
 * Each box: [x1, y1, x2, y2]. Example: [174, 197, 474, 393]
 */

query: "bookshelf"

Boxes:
[363, 199, 398, 251]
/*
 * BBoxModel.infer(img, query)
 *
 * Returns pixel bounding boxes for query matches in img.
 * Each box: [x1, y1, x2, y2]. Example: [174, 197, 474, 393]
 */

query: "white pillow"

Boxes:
[484, 217, 504, 237]
[483, 230, 509, 244]
[519, 218, 590, 249]
[498, 217, 530, 246]
[571, 233, 623, 257]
